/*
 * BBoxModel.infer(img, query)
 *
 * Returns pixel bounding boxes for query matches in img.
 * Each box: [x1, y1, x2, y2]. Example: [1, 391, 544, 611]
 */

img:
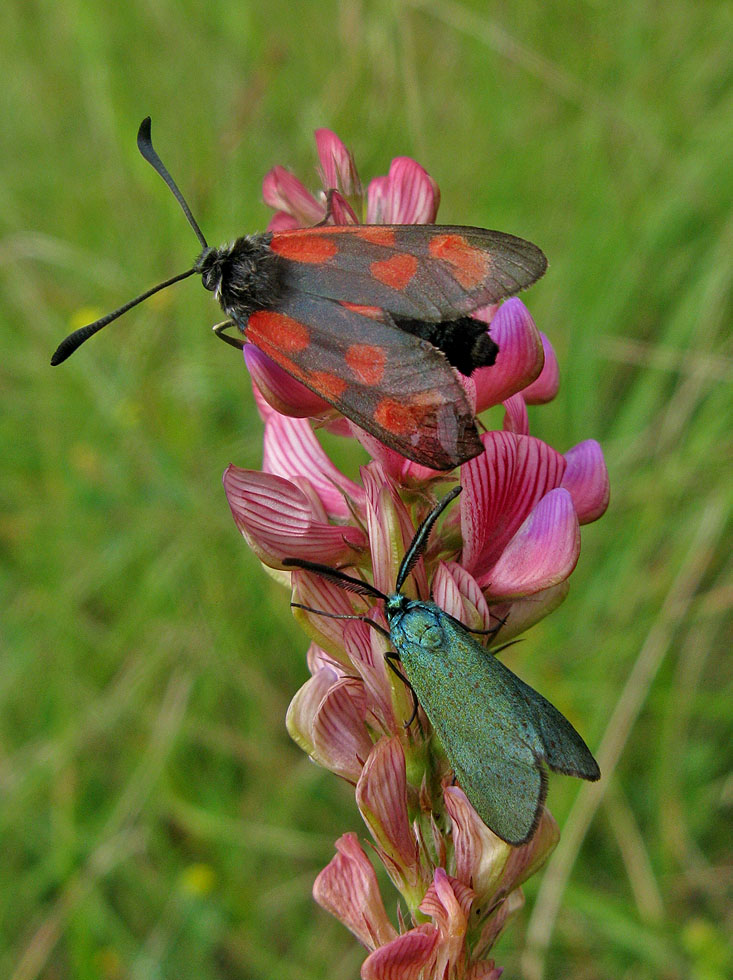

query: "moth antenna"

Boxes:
[395, 486, 462, 593]
[137, 117, 208, 249]
[284, 558, 388, 601]
[290, 602, 391, 641]
[50, 267, 197, 365]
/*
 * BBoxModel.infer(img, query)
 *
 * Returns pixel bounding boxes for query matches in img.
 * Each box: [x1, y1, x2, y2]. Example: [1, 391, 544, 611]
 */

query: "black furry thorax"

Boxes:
[195, 232, 283, 323]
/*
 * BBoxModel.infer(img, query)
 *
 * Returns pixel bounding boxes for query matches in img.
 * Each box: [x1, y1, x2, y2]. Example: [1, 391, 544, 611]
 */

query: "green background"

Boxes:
[2, 1, 731, 978]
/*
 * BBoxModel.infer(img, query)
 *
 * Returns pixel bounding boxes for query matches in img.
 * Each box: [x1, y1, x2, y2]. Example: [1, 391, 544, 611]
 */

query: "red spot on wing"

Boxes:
[247, 311, 310, 352]
[309, 370, 348, 401]
[428, 233, 492, 289]
[370, 253, 418, 290]
[345, 344, 386, 385]
[354, 227, 396, 247]
[270, 233, 339, 263]
[339, 302, 384, 319]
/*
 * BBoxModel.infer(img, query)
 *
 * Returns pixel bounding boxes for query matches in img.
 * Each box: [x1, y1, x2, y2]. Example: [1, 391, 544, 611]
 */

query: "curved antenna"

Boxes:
[283, 558, 388, 602]
[137, 117, 208, 249]
[50, 267, 197, 365]
[396, 486, 462, 594]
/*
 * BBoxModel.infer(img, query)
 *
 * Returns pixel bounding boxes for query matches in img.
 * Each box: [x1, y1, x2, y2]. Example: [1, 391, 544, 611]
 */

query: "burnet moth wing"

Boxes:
[284, 488, 600, 846]
[51, 118, 547, 470]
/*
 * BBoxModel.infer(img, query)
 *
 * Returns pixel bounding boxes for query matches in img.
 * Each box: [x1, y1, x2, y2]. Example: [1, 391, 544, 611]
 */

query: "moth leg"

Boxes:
[385, 652, 421, 729]
[212, 319, 244, 350]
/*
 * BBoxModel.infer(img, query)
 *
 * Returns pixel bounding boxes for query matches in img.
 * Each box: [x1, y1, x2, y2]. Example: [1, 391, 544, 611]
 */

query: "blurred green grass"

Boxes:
[1, 0, 731, 978]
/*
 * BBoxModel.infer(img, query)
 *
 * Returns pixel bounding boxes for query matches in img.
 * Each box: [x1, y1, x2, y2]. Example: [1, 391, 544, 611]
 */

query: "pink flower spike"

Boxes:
[263, 413, 365, 520]
[472, 299, 544, 413]
[478, 488, 580, 598]
[361, 924, 440, 980]
[315, 129, 362, 199]
[222, 466, 365, 566]
[562, 439, 610, 524]
[262, 165, 324, 226]
[523, 332, 560, 404]
[313, 833, 398, 950]
[461, 431, 567, 575]
[244, 344, 332, 418]
[366, 157, 440, 224]
[356, 737, 422, 893]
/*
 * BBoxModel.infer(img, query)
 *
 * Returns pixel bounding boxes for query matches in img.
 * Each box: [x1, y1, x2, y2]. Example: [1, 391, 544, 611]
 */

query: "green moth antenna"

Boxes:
[50, 117, 206, 366]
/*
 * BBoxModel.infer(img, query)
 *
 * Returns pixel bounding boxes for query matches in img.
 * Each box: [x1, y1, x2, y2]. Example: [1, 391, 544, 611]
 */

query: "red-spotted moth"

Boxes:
[52, 118, 547, 470]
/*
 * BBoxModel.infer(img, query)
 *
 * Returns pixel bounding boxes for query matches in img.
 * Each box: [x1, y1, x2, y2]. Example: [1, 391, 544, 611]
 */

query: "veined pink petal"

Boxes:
[286, 666, 340, 758]
[263, 413, 365, 519]
[262, 165, 324, 225]
[499, 809, 559, 893]
[312, 676, 373, 782]
[244, 344, 332, 418]
[502, 393, 529, 435]
[290, 570, 366, 666]
[315, 129, 362, 198]
[343, 619, 396, 733]
[362, 465, 428, 599]
[328, 190, 360, 224]
[361, 923, 440, 980]
[562, 439, 610, 524]
[313, 833, 398, 950]
[420, 869, 471, 980]
[523, 332, 560, 404]
[266, 210, 301, 232]
[356, 737, 420, 888]
[366, 158, 440, 225]
[461, 432, 566, 574]
[477, 488, 580, 598]
[472, 299, 544, 412]
[490, 582, 569, 642]
[223, 466, 365, 566]
[431, 561, 493, 632]
[444, 786, 512, 904]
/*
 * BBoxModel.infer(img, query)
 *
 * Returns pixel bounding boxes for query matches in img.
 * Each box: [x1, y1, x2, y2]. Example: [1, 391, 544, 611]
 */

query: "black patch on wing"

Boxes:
[394, 315, 499, 376]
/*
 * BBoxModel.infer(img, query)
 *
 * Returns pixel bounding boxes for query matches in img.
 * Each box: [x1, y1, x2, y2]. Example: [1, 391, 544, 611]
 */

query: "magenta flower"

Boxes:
[223, 129, 609, 977]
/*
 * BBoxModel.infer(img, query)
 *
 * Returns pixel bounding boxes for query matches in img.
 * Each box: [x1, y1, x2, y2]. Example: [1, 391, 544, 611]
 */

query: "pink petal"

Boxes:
[223, 466, 365, 566]
[522, 333, 560, 404]
[263, 413, 365, 519]
[265, 210, 301, 232]
[477, 488, 580, 598]
[472, 299, 544, 412]
[328, 190, 360, 224]
[502, 393, 529, 435]
[431, 561, 493, 632]
[461, 432, 567, 574]
[489, 582, 569, 642]
[444, 786, 511, 904]
[313, 833, 398, 950]
[361, 924, 440, 980]
[356, 737, 420, 888]
[262, 165, 324, 225]
[315, 129, 362, 198]
[342, 619, 396, 733]
[290, 570, 367, 666]
[286, 666, 340, 757]
[244, 344, 332, 418]
[366, 158, 440, 224]
[420, 869, 471, 979]
[562, 439, 610, 524]
[499, 808, 559, 893]
[312, 676, 373, 782]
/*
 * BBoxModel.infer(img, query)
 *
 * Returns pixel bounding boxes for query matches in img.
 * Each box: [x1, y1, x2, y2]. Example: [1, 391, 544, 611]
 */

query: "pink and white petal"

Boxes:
[313, 833, 398, 950]
[562, 439, 610, 524]
[328, 190, 360, 224]
[343, 619, 396, 733]
[361, 924, 440, 980]
[477, 488, 580, 598]
[366, 175, 390, 225]
[461, 432, 567, 574]
[420, 869, 471, 979]
[444, 786, 512, 904]
[472, 299, 544, 413]
[265, 210, 301, 232]
[370, 157, 440, 225]
[431, 561, 493, 632]
[523, 332, 560, 404]
[489, 581, 570, 643]
[306, 642, 346, 677]
[262, 165, 324, 225]
[499, 809, 559, 894]
[502, 393, 529, 435]
[312, 676, 373, 782]
[263, 413, 365, 519]
[362, 465, 427, 599]
[315, 129, 362, 198]
[245, 344, 333, 418]
[356, 737, 420, 889]
[290, 570, 367, 666]
[285, 667, 340, 758]
[223, 466, 365, 566]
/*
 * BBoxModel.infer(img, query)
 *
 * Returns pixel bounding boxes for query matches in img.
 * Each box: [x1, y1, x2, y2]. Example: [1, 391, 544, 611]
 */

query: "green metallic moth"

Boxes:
[284, 487, 600, 846]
